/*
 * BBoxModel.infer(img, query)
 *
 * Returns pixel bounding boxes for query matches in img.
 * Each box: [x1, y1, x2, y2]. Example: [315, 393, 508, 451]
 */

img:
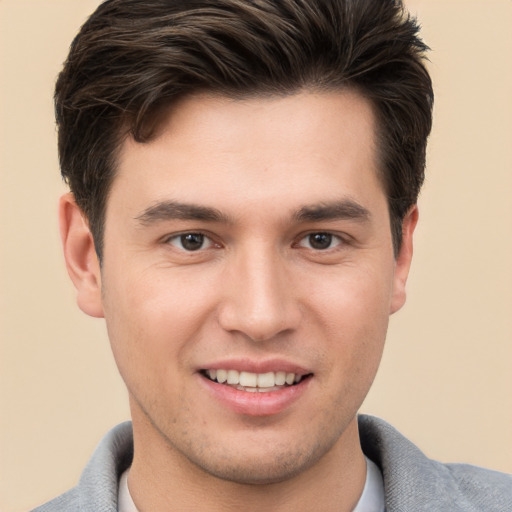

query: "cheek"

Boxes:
[309, 261, 394, 329]
[307, 264, 393, 379]
[101, 266, 220, 381]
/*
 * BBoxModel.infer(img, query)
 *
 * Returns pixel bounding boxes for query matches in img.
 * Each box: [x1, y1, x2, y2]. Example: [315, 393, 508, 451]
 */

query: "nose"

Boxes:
[217, 246, 301, 342]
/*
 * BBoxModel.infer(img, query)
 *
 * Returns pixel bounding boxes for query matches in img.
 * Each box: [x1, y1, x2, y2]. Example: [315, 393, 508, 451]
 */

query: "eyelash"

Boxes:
[164, 232, 219, 252]
[295, 232, 344, 251]
[163, 231, 347, 253]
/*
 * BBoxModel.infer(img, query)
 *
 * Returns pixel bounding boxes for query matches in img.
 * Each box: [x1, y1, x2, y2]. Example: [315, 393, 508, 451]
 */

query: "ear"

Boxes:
[390, 205, 418, 314]
[59, 193, 104, 318]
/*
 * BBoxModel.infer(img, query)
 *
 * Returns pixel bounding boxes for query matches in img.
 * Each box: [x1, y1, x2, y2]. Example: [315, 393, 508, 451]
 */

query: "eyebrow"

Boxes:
[294, 199, 371, 223]
[135, 198, 371, 226]
[135, 200, 230, 225]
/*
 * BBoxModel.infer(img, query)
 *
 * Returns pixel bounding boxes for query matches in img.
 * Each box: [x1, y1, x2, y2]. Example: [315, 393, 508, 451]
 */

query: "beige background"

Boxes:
[1, 1, 511, 510]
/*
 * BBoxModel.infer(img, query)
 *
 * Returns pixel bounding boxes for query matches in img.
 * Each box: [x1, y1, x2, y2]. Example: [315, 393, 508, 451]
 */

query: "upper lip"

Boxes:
[197, 358, 312, 376]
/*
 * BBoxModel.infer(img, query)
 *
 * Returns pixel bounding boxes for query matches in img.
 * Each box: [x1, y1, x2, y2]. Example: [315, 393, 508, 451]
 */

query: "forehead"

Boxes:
[111, 90, 383, 220]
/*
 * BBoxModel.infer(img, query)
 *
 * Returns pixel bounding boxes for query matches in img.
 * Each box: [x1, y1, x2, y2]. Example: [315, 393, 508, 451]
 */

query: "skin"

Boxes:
[60, 90, 417, 512]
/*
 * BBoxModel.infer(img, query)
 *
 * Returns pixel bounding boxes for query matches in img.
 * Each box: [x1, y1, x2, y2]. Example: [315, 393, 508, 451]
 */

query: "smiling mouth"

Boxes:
[201, 369, 312, 393]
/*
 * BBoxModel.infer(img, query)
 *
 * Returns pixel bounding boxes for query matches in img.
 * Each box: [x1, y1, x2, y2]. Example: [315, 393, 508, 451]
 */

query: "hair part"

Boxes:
[55, 0, 433, 259]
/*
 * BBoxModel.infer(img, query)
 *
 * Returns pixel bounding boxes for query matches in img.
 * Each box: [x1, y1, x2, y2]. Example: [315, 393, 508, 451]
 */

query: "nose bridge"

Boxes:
[218, 241, 299, 341]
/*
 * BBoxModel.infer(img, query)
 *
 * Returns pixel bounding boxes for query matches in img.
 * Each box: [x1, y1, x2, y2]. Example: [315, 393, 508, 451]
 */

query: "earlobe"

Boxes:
[390, 205, 418, 314]
[59, 193, 104, 318]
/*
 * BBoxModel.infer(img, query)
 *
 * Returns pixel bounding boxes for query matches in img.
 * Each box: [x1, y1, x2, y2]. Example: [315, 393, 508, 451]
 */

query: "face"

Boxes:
[65, 90, 415, 485]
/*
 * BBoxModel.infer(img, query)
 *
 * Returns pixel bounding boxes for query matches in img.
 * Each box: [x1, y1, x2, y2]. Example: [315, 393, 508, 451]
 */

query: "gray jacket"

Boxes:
[32, 415, 512, 511]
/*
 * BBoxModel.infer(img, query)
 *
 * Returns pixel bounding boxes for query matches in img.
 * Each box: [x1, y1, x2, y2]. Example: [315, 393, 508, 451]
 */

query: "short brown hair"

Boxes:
[55, 0, 433, 258]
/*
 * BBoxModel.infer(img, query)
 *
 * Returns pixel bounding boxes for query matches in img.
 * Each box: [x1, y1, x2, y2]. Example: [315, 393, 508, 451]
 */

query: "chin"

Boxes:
[193, 449, 319, 486]
[173, 427, 340, 486]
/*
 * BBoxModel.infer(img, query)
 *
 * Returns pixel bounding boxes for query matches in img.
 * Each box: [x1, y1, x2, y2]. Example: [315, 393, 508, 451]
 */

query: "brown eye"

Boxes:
[308, 233, 332, 250]
[169, 233, 212, 251]
[298, 232, 342, 250]
[181, 233, 204, 251]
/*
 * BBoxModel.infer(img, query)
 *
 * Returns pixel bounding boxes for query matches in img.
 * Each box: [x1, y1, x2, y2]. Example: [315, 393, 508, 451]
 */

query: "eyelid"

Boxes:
[160, 229, 350, 252]
[162, 230, 221, 251]
[294, 231, 348, 250]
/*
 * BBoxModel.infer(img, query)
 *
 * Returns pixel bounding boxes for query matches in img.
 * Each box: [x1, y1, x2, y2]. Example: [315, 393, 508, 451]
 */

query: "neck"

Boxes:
[127, 409, 367, 512]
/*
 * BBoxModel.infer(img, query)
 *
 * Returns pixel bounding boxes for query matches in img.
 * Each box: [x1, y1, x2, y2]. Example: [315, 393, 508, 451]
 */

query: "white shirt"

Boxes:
[118, 469, 138, 512]
[118, 457, 385, 512]
[353, 457, 386, 512]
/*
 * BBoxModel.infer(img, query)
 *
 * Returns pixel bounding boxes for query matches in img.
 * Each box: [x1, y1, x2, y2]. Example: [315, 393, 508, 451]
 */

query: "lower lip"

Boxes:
[199, 374, 311, 417]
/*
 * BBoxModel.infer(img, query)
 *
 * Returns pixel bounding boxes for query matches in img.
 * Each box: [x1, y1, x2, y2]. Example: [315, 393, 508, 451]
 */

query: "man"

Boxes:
[33, 0, 511, 511]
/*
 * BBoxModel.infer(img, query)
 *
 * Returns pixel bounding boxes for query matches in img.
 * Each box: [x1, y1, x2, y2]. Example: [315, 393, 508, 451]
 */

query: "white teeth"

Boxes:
[205, 369, 305, 389]
[257, 372, 275, 388]
[239, 371, 257, 387]
[216, 369, 227, 383]
[227, 370, 239, 385]
[275, 371, 286, 386]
